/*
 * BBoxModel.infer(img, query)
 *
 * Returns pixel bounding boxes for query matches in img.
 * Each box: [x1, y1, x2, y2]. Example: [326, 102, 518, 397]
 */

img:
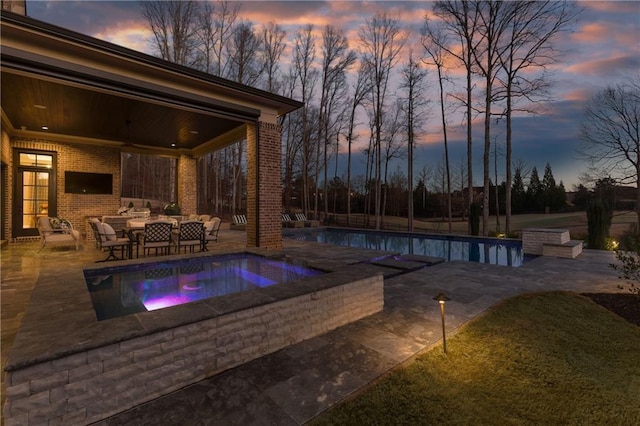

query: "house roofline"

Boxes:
[0, 11, 303, 114]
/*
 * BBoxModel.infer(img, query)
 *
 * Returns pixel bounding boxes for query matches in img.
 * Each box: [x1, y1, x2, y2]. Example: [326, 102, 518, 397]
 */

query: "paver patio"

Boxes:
[1, 231, 619, 425]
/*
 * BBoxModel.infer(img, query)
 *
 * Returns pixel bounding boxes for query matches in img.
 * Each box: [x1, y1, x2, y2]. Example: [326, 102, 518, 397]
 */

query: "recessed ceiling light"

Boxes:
[190, 130, 199, 134]
[171, 143, 176, 147]
[41, 126, 49, 130]
[34, 104, 47, 109]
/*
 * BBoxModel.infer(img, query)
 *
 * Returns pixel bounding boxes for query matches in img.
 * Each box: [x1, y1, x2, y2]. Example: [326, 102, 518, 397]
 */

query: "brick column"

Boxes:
[246, 121, 282, 249]
[177, 154, 197, 215]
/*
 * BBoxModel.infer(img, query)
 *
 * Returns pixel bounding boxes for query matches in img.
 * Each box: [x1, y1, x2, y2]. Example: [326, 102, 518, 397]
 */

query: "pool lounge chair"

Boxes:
[295, 213, 321, 227]
[282, 213, 304, 228]
[231, 214, 247, 231]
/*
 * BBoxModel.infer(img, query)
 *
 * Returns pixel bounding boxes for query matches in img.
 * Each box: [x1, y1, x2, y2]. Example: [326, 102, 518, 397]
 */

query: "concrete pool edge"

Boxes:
[3, 249, 385, 425]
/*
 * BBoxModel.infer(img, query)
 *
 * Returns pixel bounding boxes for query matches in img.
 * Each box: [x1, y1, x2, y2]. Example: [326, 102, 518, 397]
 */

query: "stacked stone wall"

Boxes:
[3, 274, 384, 425]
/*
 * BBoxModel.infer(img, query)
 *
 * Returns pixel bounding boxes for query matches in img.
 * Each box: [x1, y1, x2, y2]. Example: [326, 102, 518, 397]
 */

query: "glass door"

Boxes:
[13, 151, 56, 238]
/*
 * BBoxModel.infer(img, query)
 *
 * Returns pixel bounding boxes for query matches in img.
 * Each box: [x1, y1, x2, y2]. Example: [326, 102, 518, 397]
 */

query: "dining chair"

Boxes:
[175, 220, 204, 253]
[136, 220, 173, 257]
[203, 217, 221, 250]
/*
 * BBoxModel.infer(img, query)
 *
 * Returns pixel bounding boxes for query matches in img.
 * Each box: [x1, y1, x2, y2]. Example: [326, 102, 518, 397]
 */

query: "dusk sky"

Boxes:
[25, 0, 640, 189]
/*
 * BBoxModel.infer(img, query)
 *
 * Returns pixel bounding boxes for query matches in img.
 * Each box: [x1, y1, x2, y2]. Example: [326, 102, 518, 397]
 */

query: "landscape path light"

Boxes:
[433, 292, 451, 354]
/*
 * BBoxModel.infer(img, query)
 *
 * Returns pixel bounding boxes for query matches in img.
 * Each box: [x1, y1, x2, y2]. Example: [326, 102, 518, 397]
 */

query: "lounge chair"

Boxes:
[231, 214, 247, 231]
[282, 213, 304, 228]
[37, 216, 80, 252]
[295, 213, 321, 227]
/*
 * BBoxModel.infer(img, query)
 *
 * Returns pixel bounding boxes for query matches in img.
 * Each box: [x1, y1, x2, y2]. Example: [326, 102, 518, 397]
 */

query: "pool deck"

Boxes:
[1, 230, 620, 425]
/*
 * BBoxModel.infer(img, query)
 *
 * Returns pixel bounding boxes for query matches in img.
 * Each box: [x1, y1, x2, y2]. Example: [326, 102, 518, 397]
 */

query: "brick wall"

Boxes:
[2, 130, 12, 240]
[177, 155, 196, 216]
[8, 138, 121, 240]
[2, 274, 384, 425]
[246, 121, 282, 249]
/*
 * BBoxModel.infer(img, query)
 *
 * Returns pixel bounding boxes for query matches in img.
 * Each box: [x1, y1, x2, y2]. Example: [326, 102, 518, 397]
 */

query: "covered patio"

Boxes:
[1, 11, 302, 249]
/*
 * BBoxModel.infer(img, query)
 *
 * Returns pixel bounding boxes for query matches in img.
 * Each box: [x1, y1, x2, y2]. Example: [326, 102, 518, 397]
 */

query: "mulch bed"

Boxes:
[582, 293, 640, 327]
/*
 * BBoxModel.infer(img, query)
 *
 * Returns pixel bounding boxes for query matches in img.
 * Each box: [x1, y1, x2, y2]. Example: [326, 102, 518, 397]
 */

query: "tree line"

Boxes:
[138, 0, 580, 234]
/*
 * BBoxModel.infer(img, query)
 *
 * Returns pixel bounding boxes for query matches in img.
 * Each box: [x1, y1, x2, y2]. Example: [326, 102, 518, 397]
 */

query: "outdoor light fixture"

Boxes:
[433, 292, 451, 354]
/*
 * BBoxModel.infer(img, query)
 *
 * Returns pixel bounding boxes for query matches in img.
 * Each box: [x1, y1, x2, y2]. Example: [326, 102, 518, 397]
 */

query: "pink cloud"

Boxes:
[565, 55, 640, 77]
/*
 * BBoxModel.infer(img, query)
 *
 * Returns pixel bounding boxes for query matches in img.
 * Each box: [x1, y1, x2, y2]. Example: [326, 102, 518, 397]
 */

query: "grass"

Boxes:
[337, 211, 639, 239]
[311, 292, 640, 425]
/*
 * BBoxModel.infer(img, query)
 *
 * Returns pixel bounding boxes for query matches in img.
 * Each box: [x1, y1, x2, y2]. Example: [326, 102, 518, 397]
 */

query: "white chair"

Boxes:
[230, 214, 247, 231]
[91, 219, 131, 261]
[37, 217, 80, 252]
[203, 217, 221, 250]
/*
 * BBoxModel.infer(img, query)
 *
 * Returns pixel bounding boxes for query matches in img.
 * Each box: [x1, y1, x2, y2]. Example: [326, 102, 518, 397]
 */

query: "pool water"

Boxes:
[284, 228, 525, 267]
[84, 253, 323, 320]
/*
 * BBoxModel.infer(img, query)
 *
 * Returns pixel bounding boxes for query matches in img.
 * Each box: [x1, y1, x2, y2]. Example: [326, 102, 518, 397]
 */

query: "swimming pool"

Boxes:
[284, 228, 526, 267]
[84, 253, 324, 320]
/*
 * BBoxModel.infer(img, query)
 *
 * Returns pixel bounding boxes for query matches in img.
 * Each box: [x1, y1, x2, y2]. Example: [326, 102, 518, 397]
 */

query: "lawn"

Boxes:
[311, 292, 640, 425]
[335, 211, 638, 239]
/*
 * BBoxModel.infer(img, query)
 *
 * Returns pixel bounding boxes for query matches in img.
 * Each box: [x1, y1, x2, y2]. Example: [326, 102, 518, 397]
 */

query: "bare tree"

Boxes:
[315, 25, 357, 218]
[358, 12, 407, 230]
[140, 0, 201, 66]
[422, 23, 454, 233]
[209, 0, 239, 77]
[497, 0, 579, 233]
[292, 24, 318, 215]
[261, 21, 286, 93]
[471, 1, 514, 236]
[345, 64, 371, 226]
[432, 1, 482, 234]
[227, 20, 264, 86]
[399, 53, 428, 231]
[580, 78, 640, 226]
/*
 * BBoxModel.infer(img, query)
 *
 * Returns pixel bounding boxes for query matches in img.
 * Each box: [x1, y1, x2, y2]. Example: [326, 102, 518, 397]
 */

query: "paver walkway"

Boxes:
[1, 234, 619, 425]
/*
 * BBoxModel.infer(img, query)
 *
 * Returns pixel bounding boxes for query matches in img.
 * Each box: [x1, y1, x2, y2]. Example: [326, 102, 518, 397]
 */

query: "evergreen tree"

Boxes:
[511, 168, 526, 213]
[572, 184, 591, 210]
[554, 181, 567, 211]
[527, 166, 543, 211]
[540, 163, 566, 211]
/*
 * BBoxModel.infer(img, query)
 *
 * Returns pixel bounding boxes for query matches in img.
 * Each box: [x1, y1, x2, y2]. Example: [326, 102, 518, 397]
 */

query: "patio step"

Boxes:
[368, 255, 445, 278]
[542, 240, 583, 259]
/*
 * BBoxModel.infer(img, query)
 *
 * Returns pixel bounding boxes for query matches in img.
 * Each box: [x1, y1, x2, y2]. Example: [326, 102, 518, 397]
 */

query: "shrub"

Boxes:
[586, 199, 611, 249]
[611, 223, 640, 296]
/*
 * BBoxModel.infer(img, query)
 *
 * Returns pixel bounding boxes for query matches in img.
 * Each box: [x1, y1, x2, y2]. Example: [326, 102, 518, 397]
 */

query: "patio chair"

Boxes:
[282, 213, 304, 228]
[175, 220, 204, 253]
[203, 217, 221, 250]
[295, 213, 321, 227]
[91, 219, 131, 261]
[135, 220, 173, 257]
[231, 214, 247, 231]
[37, 216, 80, 252]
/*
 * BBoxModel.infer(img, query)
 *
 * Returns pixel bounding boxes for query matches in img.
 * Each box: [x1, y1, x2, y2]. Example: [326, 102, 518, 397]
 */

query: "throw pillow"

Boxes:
[102, 223, 118, 241]
[49, 217, 72, 233]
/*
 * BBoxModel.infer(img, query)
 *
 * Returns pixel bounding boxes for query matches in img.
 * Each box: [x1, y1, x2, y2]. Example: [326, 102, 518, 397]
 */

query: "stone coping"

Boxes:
[522, 228, 568, 233]
[5, 248, 382, 372]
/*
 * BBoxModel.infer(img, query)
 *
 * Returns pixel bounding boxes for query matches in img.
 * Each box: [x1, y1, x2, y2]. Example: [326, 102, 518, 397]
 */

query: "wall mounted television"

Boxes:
[64, 171, 113, 194]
